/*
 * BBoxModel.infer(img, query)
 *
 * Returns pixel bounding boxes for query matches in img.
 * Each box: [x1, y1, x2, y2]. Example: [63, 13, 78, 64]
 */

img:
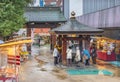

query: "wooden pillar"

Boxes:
[82, 38, 85, 49]
[83, 35, 90, 49]
[56, 35, 62, 54]
[58, 35, 62, 46]
[62, 35, 67, 65]
[86, 35, 90, 49]
[26, 24, 31, 37]
[26, 25, 32, 53]
[79, 35, 83, 51]
[50, 35, 52, 50]
[51, 34, 57, 50]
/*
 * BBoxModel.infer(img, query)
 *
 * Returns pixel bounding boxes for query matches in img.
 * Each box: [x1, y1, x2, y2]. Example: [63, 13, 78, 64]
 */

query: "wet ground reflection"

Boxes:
[96, 61, 120, 77]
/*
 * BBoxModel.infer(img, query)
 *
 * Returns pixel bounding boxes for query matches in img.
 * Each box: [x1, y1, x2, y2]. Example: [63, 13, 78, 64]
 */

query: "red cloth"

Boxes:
[97, 51, 116, 61]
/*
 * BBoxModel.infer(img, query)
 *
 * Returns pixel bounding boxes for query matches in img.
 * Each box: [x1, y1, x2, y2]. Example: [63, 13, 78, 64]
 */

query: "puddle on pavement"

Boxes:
[38, 60, 47, 67]
[55, 73, 67, 80]
[97, 62, 120, 77]
[109, 61, 120, 67]
[66, 68, 113, 76]
[35, 56, 48, 67]
[52, 68, 61, 73]
[114, 68, 120, 77]
[51, 67, 68, 80]
[40, 68, 47, 71]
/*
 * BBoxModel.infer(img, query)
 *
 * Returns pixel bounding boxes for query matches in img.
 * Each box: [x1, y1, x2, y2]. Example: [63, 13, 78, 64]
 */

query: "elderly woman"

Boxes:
[53, 45, 59, 66]
[75, 47, 81, 65]
[66, 46, 72, 67]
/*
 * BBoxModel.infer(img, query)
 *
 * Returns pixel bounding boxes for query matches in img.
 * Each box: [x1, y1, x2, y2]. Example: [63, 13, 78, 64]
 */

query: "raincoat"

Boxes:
[75, 48, 81, 62]
[66, 48, 72, 59]
[53, 48, 58, 57]
[83, 49, 90, 59]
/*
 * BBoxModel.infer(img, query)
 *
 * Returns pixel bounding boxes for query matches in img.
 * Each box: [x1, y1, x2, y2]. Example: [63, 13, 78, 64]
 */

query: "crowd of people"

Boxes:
[53, 43, 97, 67]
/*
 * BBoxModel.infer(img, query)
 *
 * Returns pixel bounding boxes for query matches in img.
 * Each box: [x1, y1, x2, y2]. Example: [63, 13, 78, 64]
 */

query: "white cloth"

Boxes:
[66, 48, 72, 59]
[53, 48, 58, 57]
[107, 50, 111, 55]
[75, 49, 81, 62]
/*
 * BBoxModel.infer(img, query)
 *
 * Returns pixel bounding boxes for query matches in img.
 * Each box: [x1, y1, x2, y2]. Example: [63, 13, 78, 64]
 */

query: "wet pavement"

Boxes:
[96, 59, 120, 77]
[18, 44, 120, 82]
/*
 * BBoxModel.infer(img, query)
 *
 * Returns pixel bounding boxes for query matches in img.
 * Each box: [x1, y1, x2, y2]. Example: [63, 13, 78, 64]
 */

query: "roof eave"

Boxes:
[26, 20, 67, 23]
[50, 31, 104, 35]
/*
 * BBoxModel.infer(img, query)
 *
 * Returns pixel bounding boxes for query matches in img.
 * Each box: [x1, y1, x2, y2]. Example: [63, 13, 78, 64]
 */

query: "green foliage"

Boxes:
[0, 0, 33, 37]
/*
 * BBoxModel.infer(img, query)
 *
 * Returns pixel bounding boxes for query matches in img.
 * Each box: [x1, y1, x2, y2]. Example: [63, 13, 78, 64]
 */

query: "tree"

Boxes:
[0, 0, 33, 40]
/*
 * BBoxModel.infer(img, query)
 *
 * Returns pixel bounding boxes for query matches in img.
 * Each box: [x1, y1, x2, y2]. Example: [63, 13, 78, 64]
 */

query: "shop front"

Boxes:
[93, 37, 120, 61]
[0, 37, 32, 82]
